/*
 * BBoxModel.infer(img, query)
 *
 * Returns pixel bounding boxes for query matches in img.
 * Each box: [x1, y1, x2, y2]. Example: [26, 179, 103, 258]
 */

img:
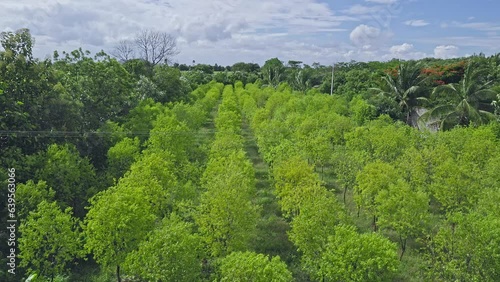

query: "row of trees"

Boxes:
[243, 85, 400, 281]
[239, 81, 500, 281]
[14, 82, 222, 281]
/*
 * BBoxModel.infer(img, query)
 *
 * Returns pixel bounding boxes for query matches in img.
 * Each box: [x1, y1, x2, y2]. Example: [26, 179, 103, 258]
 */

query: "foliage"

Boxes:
[370, 61, 429, 126]
[421, 61, 498, 129]
[19, 201, 84, 280]
[35, 143, 97, 217]
[83, 184, 156, 280]
[16, 180, 56, 220]
[124, 213, 204, 282]
[317, 224, 399, 282]
[218, 251, 292, 282]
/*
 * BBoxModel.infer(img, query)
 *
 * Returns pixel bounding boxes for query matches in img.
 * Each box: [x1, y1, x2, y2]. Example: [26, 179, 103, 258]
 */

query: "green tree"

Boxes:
[152, 65, 190, 103]
[84, 184, 156, 282]
[370, 61, 429, 126]
[430, 157, 481, 214]
[196, 151, 259, 257]
[218, 251, 292, 282]
[317, 225, 399, 282]
[1, 28, 34, 61]
[289, 190, 347, 276]
[53, 49, 136, 131]
[124, 213, 204, 282]
[376, 179, 430, 259]
[107, 137, 141, 181]
[424, 208, 500, 281]
[354, 160, 399, 230]
[272, 156, 322, 218]
[19, 201, 84, 281]
[36, 143, 97, 217]
[262, 58, 285, 88]
[421, 61, 498, 130]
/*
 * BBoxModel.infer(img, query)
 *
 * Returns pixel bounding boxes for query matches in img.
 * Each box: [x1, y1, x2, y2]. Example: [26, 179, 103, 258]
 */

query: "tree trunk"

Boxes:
[343, 186, 348, 204]
[399, 235, 407, 260]
[117, 265, 121, 282]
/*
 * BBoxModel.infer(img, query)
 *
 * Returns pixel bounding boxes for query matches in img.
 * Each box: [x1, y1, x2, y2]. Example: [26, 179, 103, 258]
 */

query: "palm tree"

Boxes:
[419, 61, 498, 130]
[370, 61, 429, 126]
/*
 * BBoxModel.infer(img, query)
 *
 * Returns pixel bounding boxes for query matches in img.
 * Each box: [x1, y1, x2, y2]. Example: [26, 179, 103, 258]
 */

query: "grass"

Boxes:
[241, 118, 298, 265]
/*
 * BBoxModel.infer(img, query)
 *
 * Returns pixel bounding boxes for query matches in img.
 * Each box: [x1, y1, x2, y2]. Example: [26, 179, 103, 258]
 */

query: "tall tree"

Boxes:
[35, 143, 97, 218]
[135, 30, 178, 66]
[420, 61, 498, 130]
[112, 39, 135, 62]
[370, 61, 429, 126]
[1, 28, 34, 62]
[261, 58, 285, 88]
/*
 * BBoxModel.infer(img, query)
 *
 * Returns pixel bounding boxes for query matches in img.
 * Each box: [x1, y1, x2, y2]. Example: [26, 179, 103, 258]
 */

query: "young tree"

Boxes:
[196, 151, 259, 257]
[272, 156, 322, 218]
[107, 137, 141, 181]
[288, 190, 348, 276]
[84, 184, 156, 282]
[424, 209, 500, 281]
[19, 201, 84, 281]
[124, 213, 204, 282]
[355, 160, 399, 230]
[376, 179, 430, 259]
[218, 251, 292, 282]
[317, 225, 399, 282]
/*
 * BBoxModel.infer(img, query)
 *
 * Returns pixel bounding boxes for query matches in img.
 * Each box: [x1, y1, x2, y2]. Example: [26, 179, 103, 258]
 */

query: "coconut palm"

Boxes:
[370, 61, 429, 126]
[419, 61, 498, 130]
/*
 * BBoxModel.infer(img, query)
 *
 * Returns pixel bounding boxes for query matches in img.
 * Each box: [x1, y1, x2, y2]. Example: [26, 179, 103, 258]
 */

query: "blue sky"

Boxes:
[1, 0, 499, 65]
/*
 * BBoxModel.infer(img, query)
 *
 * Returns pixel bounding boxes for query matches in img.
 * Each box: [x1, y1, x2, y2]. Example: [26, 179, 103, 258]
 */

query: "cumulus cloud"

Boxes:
[390, 43, 413, 54]
[434, 45, 459, 58]
[350, 24, 381, 47]
[386, 43, 427, 60]
[404, 20, 429, 27]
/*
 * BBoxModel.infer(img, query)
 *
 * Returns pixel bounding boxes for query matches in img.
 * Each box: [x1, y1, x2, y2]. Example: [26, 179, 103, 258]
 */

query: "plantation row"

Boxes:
[240, 83, 500, 281]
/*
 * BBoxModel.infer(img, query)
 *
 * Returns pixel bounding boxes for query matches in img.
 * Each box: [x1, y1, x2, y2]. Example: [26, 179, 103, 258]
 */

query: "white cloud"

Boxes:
[386, 43, 427, 60]
[390, 43, 413, 54]
[404, 19, 429, 27]
[350, 24, 381, 47]
[434, 45, 459, 59]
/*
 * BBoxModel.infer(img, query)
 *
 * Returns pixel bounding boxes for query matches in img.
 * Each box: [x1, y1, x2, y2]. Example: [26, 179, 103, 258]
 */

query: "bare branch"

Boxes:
[112, 40, 135, 62]
[134, 30, 178, 66]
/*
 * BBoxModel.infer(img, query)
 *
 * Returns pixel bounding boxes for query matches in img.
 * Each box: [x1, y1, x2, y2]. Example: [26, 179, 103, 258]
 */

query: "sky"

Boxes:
[1, 0, 499, 66]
